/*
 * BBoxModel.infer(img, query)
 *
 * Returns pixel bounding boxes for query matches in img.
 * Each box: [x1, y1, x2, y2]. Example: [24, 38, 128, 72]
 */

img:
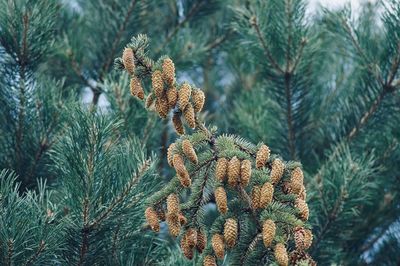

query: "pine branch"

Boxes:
[155, 1, 205, 54]
[25, 240, 46, 266]
[89, 159, 151, 228]
[78, 198, 90, 266]
[250, 18, 284, 74]
[240, 233, 262, 265]
[6, 239, 14, 266]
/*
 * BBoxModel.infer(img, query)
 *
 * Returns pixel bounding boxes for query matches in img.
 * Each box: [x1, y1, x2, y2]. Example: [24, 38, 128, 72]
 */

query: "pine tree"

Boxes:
[1, 0, 399, 265]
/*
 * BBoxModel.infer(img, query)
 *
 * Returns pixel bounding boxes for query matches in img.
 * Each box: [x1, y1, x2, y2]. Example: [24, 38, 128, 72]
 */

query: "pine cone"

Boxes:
[173, 154, 191, 187]
[145, 93, 155, 109]
[180, 234, 194, 260]
[271, 159, 284, 185]
[240, 159, 252, 187]
[166, 212, 180, 237]
[196, 229, 207, 253]
[183, 103, 196, 129]
[224, 218, 238, 248]
[172, 112, 185, 135]
[162, 58, 175, 85]
[152, 70, 164, 98]
[295, 199, 309, 221]
[178, 82, 191, 110]
[275, 243, 289, 266]
[290, 167, 304, 194]
[130, 76, 144, 100]
[212, 233, 225, 259]
[167, 85, 178, 108]
[167, 193, 180, 214]
[203, 255, 217, 266]
[299, 185, 307, 201]
[215, 187, 228, 214]
[122, 47, 135, 74]
[145, 207, 159, 232]
[215, 158, 228, 182]
[192, 88, 205, 113]
[289, 250, 317, 266]
[260, 182, 274, 208]
[182, 139, 198, 164]
[178, 212, 188, 225]
[185, 228, 198, 249]
[294, 227, 313, 250]
[251, 185, 261, 209]
[227, 156, 240, 187]
[155, 96, 169, 118]
[262, 219, 276, 247]
[256, 144, 270, 169]
[167, 143, 176, 167]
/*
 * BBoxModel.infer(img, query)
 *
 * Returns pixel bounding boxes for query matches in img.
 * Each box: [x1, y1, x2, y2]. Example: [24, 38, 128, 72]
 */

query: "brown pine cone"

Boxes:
[256, 144, 270, 169]
[294, 227, 313, 250]
[167, 85, 178, 108]
[183, 103, 196, 129]
[240, 159, 252, 187]
[203, 255, 217, 266]
[212, 233, 225, 259]
[167, 143, 176, 167]
[182, 139, 198, 164]
[172, 112, 185, 135]
[260, 182, 274, 208]
[192, 88, 205, 113]
[215, 158, 228, 182]
[185, 228, 198, 249]
[178, 82, 191, 111]
[162, 58, 175, 85]
[224, 218, 238, 248]
[130, 76, 144, 100]
[167, 193, 180, 214]
[173, 154, 191, 187]
[166, 212, 180, 237]
[180, 233, 194, 260]
[227, 156, 240, 187]
[214, 187, 228, 214]
[155, 96, 169, 118]
[122, 47, 135, 74]
[145, 207, 159, 232]
[290, 167, 304, 194]
[152, 70, 164, 98]
[275, 243, 289, 266]
[295, 198, 309, 221]
[270, 159, 284, 185]
[262, 219, 276, 247]
[178, 212, 188, 225]
[251, 185, 261, 209]
[196, 229, 207, 253]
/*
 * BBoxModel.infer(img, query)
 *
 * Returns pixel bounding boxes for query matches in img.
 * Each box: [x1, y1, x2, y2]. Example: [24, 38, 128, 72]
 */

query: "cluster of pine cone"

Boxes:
[122, 47, 205, 135]
[119, 44, 314, 265]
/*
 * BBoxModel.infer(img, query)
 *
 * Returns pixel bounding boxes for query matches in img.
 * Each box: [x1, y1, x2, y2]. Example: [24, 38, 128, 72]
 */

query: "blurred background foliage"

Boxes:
[0, 0, 399, 265]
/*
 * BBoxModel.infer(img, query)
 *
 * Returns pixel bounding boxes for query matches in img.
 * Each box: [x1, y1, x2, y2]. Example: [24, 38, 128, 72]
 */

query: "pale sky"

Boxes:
[308, 0, 377, 13]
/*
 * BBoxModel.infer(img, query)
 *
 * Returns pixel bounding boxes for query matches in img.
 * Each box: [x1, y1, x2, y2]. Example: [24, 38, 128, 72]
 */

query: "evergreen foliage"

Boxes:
[0, 0, 399, 265]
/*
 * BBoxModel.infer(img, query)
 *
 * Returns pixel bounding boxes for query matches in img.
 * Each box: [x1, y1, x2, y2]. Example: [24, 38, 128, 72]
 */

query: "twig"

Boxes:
[250, 18, 284, 74]
[78, 198, 90, 266]
[89, 160, 151, 228]
[240, 233, 263, 265]
[155, 1, 204, 54]
[25, 240, 45, 266]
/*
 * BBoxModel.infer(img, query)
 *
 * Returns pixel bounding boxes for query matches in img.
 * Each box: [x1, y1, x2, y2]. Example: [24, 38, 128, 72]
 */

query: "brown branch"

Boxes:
[16, 13, 29, 178]
[100, 0, 137, 78]
[387, 40, 400, 85]
[25, 240, 45, 266]
[347, 89, 386, 140]
[250, 18, 284, 74]
[6, 239, 14, 266]
[284, 72, 296, 160]
[78, 198, 90, 266]
[155, 1, 205, 54]
[89, 160, 151, 228]
[240, 233, 263, 265]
